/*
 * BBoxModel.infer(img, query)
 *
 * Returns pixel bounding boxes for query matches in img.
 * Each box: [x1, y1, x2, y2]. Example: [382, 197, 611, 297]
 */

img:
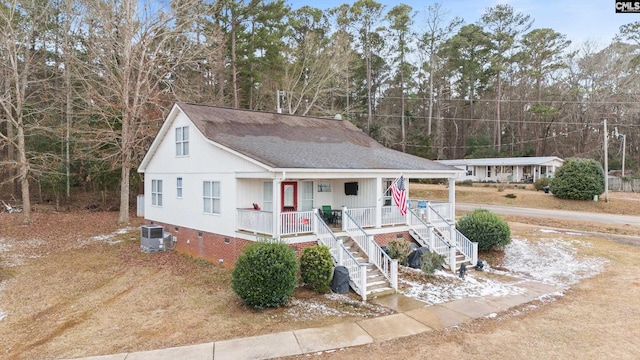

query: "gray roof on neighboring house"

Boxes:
[437, 156, 564, 167]
[177, 103, 457, 171]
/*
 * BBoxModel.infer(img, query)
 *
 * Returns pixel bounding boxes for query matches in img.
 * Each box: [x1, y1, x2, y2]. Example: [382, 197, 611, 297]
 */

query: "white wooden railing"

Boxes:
[314, 212, 368, 299]
[346, 207, 376, 228]
[279, 210, 315, 236]
[407, 208, 452, 262]
[454, 228, 478, 266]
[236, 209, 273, 235]
[343, 210, 398, 295]
[381, 205, 404, 226]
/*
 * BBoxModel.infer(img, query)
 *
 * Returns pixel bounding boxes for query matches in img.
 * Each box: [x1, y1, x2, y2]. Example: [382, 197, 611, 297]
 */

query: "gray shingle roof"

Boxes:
[438, 157, 563, 167]
[177, 103, 456, 171]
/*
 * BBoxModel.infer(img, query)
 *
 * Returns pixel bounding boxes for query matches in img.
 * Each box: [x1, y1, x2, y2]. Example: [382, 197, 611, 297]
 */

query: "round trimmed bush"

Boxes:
[456, 209, 511, 251]
[300, 245, 334, 293]
[550, 158, 605, 200]
[534, 177, 551, 191]
[232, 241, 298, 309]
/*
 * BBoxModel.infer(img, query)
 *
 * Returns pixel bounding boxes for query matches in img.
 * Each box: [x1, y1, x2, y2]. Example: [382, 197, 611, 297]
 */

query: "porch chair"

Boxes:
[321, 205, 336, 224]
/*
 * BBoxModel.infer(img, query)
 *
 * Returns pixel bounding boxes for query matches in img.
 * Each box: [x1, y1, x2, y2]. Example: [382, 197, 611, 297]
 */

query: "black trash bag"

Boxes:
[407, 247, 430, 269]
[330, 266, 350, 293]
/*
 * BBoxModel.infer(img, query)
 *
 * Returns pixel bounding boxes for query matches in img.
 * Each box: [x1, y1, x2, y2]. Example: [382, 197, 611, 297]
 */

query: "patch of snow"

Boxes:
[538, 228, 584, 236]
[538, 229, 561, 234]
[0, 282, 6, 322]
[282, 293, 393, 321]
[89, 227, 134, 245]
[502, 238, 609, 288]
[399, 236, 607, 308]
[400, 272, 527, 305]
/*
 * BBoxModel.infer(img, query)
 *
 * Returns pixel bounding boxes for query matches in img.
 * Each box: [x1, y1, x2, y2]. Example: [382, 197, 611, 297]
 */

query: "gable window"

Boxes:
[176, 126, 189, 156]
[152, 179, 163, 206]
[203, 181, 220, 214]
[176, 177, 183, 198]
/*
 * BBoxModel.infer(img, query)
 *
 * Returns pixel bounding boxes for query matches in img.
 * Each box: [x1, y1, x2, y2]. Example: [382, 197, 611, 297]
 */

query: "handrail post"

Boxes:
[337, 238, 344, 266]
[390, 259, 398, 290]
[472, 242, 478, 266]
[449, 222, 456, 247]
[360, 265, 367, 301]
[449, 245, 457, 272]
[341, 205, 347, 231]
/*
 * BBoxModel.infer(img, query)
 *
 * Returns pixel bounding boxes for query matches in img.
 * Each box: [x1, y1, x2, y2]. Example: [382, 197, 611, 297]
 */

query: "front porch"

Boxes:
[236, 200, 477, 301]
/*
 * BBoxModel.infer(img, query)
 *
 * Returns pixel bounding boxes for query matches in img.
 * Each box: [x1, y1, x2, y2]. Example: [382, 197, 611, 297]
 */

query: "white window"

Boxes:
[262, 181, 273, 212]
[176, 126, 189, 156]
[203, 181, 220, 214]
[300, 181, 314, 211]
[383, 179, 393, 206]
[176, 177, 183, 198]
[152, 179, 163, 206]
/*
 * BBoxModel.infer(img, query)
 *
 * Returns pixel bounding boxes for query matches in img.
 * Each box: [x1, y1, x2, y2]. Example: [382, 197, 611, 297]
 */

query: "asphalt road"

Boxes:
[456, 203, 640, 228]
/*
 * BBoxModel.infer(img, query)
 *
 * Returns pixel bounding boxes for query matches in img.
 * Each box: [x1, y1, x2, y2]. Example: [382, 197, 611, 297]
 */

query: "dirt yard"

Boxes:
[1, 186, 639, 359]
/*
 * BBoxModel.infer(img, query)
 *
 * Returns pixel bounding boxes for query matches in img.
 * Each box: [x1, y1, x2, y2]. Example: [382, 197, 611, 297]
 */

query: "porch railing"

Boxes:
[236, 209, 273, 235]
[407, 208, 452, 261]
[279, 210, 315, 236]
[381, 205, 404, 226]
[426, 205, 452, 243]
[454, 227, 478, 266]
[314, 212, 367, 299]
[346, 207, 375, 228]
[343, 210, 398, 294]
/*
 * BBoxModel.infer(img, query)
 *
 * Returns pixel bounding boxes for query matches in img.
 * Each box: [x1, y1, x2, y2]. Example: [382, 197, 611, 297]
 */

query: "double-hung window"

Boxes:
[176, 126, 189, 156]
[203, 181, 220, 214]
[152, 179, 163, 206]
[176, 177, 183, 198]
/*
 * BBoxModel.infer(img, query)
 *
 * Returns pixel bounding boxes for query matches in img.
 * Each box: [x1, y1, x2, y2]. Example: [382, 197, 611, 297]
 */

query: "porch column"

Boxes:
[375, 176, 382, 228]
[448, 178, 456, 223]
[273, 178, 281, 238]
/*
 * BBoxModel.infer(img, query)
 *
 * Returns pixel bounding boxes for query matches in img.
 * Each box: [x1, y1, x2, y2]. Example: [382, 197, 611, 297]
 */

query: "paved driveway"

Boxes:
[456, 203, 640, 228]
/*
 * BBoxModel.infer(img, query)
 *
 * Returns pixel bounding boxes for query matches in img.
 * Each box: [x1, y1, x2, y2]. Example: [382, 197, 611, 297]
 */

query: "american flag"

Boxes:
[391, 175, 408, 216]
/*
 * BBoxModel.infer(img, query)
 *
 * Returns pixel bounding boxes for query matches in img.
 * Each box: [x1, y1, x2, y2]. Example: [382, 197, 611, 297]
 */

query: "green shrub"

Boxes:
[386, 239, 412, 266]
[550, 158, 605, 200]
[420, 251, 446, 276]
[533, 178, 551, 191]
[456, 209, 511, 251]
[299, 245, 334, 293]
[231, 241, 298, 309]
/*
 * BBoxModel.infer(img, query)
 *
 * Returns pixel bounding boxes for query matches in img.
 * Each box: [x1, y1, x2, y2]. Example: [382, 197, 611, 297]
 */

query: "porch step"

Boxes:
[340, 237, 395, 299]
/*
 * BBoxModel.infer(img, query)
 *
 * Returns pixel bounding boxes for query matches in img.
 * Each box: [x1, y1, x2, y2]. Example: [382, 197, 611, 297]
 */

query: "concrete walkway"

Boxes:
[71, 277, 560, 360]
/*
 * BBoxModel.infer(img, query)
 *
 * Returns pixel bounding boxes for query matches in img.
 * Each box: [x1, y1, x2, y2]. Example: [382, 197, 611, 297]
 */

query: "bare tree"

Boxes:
[0, 0, 57, 224]
[78, 0, 206, 225]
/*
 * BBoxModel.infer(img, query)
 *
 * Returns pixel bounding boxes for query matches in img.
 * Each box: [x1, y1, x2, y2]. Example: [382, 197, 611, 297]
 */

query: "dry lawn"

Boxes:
[1, 186, 639, 359]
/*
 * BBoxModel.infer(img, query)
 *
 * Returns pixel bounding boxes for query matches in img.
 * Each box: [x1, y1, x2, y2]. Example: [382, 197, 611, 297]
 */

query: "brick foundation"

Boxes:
[144, 221, 319, 267]
[373, 231, 413, 247]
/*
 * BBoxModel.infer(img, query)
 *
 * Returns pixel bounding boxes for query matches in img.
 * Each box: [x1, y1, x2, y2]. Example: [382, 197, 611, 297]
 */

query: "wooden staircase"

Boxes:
[341, 238, 395, 298]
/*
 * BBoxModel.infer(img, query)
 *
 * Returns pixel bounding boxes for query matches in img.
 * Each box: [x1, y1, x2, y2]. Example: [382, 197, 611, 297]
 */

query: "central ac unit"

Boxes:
[140, 225, 172, 252]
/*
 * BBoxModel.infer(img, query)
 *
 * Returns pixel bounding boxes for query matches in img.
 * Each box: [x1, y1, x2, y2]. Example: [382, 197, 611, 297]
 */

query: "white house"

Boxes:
[138, 103, 475, 300]
[437, 156, 564, 183]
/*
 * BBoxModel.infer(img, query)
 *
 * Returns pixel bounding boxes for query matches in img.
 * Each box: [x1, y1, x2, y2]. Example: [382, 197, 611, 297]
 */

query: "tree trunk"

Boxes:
[17, 121, 31, 224]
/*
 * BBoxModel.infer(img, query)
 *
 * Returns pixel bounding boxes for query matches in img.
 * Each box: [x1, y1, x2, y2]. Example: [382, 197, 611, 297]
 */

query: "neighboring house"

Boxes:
[437, 157, 564, 183]
[138, 103, 475, 300]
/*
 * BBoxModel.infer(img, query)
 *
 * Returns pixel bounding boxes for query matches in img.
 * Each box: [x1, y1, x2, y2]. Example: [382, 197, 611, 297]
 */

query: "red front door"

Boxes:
[281, 182, 297, 211]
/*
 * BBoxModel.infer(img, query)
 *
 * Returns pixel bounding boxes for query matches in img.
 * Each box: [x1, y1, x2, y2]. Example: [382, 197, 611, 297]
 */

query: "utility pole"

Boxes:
[614, 127, 626, 177]
[603, 118, 609, 202]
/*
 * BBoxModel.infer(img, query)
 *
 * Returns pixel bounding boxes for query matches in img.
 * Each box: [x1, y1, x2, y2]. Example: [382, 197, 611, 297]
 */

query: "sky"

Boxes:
[288, 0, 640, 50]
